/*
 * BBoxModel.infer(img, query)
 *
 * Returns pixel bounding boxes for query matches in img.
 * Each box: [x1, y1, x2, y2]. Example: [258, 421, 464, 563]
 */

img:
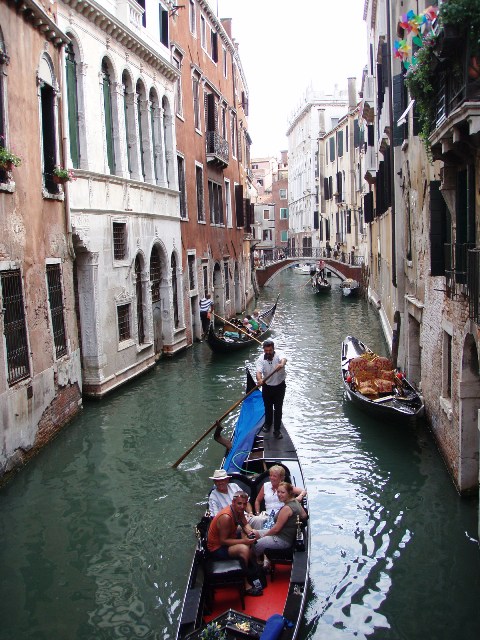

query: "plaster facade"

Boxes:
[0, 1, 82, 481]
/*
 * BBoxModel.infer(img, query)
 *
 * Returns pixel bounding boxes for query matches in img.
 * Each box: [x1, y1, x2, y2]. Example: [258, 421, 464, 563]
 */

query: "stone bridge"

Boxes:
[254, 257, 362, 288]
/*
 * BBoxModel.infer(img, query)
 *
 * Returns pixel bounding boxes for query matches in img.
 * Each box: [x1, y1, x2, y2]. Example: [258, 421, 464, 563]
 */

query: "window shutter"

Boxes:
[393, 73, 405, 146]
[323, 177, 329, 200]
[235, 184, 244, 227]
[313, 210, 319, 230]
[430, 180, 447, 276]
[329, 137, 335, 162]
[367, 124, 374, 146]
[364, 192, 374, 223]
[328, 176, 333, 199]
[346, 209, 351, 234]
[354, 119, 360, 148]
[160, 8, 169, 47]
[66, 46, 80, 168]
[338, 131, 344, 157]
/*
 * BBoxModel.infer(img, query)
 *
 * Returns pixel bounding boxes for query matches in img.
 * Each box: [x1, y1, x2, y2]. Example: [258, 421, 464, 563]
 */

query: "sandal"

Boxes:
[245, 586, 263, 597]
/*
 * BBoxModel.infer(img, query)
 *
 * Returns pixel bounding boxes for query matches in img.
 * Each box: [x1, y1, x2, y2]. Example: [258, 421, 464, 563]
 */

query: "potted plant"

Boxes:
[0, 145, 22, 171]
[52, 166, 76, 184]
[199, 622, 227, 640]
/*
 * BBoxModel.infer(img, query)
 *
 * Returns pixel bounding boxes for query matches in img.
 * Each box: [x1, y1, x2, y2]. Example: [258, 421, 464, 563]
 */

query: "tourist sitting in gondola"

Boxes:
[253, 465, 306, 526]
[253, 482, 307, 569]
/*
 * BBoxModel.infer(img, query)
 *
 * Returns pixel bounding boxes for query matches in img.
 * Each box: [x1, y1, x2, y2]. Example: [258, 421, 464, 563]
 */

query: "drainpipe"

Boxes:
[386, 0, 397, 288]
[58, 44, 75, 261]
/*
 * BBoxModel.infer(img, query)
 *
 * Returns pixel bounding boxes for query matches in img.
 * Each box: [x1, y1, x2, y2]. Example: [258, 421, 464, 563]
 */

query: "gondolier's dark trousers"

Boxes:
[262, 380, 286, 431]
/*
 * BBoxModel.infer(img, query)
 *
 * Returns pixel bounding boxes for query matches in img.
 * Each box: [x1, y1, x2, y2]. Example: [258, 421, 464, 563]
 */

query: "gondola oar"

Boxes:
[171, 367, 279, 468]
[211, 312, 263, 345]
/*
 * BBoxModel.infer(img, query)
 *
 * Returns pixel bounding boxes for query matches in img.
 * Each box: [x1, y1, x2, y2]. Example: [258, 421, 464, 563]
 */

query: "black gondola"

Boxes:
[206, 295, 279, 353]
[311, 274, 331, 294]
[176, 370, 309, 640]
[341, 335, 424, 423]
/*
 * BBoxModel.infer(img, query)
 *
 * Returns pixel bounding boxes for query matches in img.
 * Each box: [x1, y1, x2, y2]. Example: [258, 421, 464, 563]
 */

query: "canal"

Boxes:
[1, 270, 479, 640]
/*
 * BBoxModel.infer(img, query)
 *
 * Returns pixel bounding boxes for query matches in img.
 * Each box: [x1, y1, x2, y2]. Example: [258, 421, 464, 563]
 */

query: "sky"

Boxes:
[213, 0, 368, 159]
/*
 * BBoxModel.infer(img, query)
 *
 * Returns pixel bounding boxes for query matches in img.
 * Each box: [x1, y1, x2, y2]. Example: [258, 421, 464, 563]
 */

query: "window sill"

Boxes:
[113, 260, 130, 268]
[137, 342, 153, 353]
[197, 219, 206, 225]
[42, 189, 64, 201]
[0, 181, 15, 193]
[118, 338, 135, 352]
[176, 113, 185, 122]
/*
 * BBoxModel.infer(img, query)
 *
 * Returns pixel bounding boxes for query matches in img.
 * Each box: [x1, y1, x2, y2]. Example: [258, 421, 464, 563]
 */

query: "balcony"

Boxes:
[444, 243, 475, 300]
[429, 37, 480, 155]
[206, 131, 229, 168]
[246, 168, 254, 182]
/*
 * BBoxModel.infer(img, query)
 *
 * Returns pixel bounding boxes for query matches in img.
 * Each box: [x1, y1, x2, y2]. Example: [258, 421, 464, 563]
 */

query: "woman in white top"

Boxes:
[254, 465, 306, 518]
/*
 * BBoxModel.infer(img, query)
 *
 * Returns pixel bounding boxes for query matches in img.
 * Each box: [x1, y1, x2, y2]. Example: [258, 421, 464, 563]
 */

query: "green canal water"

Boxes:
[1, 270, 479, 639]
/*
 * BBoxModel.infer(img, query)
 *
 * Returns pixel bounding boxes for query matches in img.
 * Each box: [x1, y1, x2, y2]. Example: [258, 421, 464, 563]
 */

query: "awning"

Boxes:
[397, 99, 415, 126]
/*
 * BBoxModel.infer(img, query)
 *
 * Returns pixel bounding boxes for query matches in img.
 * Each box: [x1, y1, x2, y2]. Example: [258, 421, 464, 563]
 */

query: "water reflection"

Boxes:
[0, 269, 479, 640]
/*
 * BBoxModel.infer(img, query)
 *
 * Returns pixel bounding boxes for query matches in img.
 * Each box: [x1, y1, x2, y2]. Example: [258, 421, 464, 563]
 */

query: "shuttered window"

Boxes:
[364, 192, 374, 223]
[65, 44, 80, 168]
[102, 61, 115, 174]
[430, 180, 449, 276]
[1, 270, 30, 385]
[46, 264, 67, 359]
[329, 137, 335, 162]
[235, 184, 244, 227]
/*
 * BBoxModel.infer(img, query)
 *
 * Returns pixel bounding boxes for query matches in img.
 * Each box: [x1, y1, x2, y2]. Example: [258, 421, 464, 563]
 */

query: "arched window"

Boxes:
[150, 245, 161, 303]
[65, 43, 80, 168]
[136, 80, 147, 180]
[135, 255, 145, 344]
[0, 27, 10, 184]
[162, 96, 172, 188]
[101, 59, 115, 174]
[122, 70, 133, 176]
[149, 88, 159, 182]
[171, 253, 179, 328]
[38, 54, 58, 193]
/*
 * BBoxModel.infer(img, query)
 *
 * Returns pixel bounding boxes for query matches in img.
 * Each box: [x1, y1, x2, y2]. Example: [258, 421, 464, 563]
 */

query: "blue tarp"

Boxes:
[223, 390, 264, 473]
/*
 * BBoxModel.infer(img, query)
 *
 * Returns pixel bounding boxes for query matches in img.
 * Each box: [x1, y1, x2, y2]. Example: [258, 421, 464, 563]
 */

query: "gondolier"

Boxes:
[199, 293, 213, 338]
[256, 339, 287, 439]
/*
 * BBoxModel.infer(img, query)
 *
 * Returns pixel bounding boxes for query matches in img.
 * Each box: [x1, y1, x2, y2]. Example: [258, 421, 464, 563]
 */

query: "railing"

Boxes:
[246, 168, 254, 182]
[253, 246, 364, 265]
[444, 243, 475, 299]
[206, 131, 229, 166]
[468, 248, 480, 324]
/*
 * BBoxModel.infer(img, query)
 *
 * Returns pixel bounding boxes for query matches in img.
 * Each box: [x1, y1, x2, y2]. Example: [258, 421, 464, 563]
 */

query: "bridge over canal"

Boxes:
[253, 247, 363, 288]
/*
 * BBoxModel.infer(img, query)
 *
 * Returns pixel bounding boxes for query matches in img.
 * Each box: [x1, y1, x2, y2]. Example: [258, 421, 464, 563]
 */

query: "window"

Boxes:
[231, 113, 237, 158]
[257, 178, 263, 187]
[224, 179, 232, 227]
[279, 189, 287, 199]
[280, 208, 288, 219]
[224, 262, 230, 300]
[117, 304, 131, 342]
[122, 71, 133, 176]
[65, 43, 80, 168]
[262, 229, 272, 241]
[223, 46, 228, 77]
[0, 29, 9, 184]
[329, 136, 335, 162]
[196, 164, 205, 221]
[136, 80, 146, 180]
[443, 331, 452, 399]
[135, 255, 145, 344]
[200, 15, 206, 49]
[192, 75, 201, 130]
[113, 221, 127, 260]
[263, 209, 270, 220]
[338, 131, 344, 157]
[188, 254, 196, 290]
[1, 269, 30, 385]
[281, 230, 288, 242]
[102, 59, 116, 174]
[39, 54, 58, 193]
[173, 53, 183, 117]
[208, 179, 224, 225]
[46, 264, 67, 359]
[211, 30, 218, 63]
[150, 246, 161, 303]
[159, 3, 169, 47]
[149, 88, 159, 182]
[177, 155, 187, 218]
[136, 0, 146, 27]
[189, 0, 196, 34]
[171, 253, 179, 328]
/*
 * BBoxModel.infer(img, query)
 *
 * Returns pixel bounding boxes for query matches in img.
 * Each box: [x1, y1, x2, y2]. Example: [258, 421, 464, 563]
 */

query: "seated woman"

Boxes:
[253, 465, 306, 524]
[253, 482, 307, 566]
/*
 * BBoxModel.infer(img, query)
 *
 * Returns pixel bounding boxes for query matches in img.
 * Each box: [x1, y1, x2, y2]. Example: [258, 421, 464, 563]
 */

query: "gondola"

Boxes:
[339, 278, 360, 297]
[311, 274, 331, 294]
[341, 335, 424, 423]
[206, 295, 279, 353]
[292, 264, 315, 275]
[176, 371, 309, 640]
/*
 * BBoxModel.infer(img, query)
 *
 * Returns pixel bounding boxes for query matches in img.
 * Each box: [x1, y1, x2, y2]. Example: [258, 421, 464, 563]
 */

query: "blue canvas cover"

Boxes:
[223, 390, 264, 473]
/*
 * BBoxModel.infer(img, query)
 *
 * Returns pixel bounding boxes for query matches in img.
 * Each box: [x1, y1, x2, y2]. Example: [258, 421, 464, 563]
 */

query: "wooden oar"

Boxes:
[303, 272, 317, 287]
[212, 312, 263, 345]
[171, 367, 279, 468]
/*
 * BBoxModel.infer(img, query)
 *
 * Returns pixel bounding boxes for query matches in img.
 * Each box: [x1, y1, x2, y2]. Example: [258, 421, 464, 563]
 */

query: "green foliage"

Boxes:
[439, 0, 480, 50]
[199, 622, 227, 640]
[0, 145, 22, 167]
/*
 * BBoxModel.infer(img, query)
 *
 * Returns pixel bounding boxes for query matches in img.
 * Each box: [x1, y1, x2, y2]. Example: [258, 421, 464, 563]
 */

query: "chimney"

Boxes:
[318, 108, 326, 135]
[221, 18, 232, 39]
[348, 77, 357, 112]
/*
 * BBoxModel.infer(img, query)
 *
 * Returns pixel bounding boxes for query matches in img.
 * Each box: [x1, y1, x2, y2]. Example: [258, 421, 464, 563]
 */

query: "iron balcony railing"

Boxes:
[468, 248, 480, 324]
[206, 131, 229, 166]
[444, 243, 475, 299]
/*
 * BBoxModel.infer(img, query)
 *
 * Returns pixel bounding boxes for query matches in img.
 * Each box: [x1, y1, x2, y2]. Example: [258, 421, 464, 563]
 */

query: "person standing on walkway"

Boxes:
[199, 293, 213, 338]
[256, 339, 287, 439]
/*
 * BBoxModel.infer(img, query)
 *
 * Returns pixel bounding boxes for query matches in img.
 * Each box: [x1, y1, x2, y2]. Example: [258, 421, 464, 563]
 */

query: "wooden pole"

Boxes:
[171, 367, 278, 468]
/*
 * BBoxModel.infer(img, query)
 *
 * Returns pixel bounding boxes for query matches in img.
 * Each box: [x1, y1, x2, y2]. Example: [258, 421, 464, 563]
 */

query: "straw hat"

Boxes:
[209, 469, 232, 480]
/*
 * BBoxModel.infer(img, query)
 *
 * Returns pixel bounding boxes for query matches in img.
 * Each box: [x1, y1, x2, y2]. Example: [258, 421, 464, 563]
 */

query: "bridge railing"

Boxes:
[254, 247, 364, 267]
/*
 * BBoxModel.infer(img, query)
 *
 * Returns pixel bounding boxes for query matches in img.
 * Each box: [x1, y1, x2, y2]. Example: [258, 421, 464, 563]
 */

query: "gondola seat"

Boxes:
[264, 547, 294, 582]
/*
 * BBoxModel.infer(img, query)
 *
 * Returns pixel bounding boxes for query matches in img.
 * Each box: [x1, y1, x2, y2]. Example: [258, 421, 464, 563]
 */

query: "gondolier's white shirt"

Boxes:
[256, 350, 287, 386]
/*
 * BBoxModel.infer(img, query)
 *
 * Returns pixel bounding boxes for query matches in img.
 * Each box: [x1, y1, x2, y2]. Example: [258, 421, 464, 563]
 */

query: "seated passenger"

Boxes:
[208, 469, 253, 517]
[253, 482, 307, 567]
[207, 491, 263, 596]
[253, 465, 306, 525]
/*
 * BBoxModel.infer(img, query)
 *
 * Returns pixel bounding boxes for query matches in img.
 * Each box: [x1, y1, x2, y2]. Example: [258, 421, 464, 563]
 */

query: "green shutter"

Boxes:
[102, 64, 115, 173]
[65, 46, 80, 168]
[430, 180, 448, 276]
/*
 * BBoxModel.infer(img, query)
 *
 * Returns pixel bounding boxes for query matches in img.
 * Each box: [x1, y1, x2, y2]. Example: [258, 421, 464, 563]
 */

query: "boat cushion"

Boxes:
[372, 356, 392, 372]
[378, 369, 395, 382]
[374, 379, 394, 393]
[358, 382, 378, 396]
[208, 558, 243, 575]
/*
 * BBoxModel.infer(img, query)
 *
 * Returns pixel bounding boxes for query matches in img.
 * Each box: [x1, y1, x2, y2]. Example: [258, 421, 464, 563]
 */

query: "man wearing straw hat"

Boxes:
[208, 469, 250, 516]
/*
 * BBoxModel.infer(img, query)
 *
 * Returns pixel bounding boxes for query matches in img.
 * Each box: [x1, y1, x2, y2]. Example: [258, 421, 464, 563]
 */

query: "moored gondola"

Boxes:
[176, 371, 309, 640]
[339, 278, 360, 297]
[341, 335, 424, 424]
[206, 296, 279, 353]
